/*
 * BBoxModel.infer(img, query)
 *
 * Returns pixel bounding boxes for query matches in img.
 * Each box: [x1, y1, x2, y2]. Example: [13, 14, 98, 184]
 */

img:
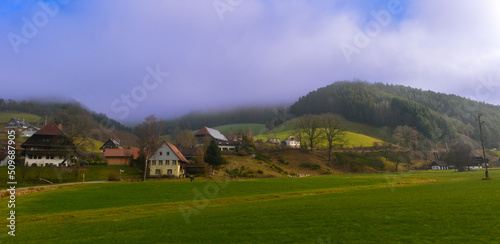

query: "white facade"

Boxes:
[25, 154, 68, 167]
[282, 137, 300, 148]
[0, 156, 8, 166]
[21, 127, 39, 137]
[148, 142, 186, 177]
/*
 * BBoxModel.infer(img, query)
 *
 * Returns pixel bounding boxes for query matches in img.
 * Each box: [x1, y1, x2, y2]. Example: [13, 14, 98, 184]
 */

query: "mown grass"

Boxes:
[212, 123, 267, 135]
[0, 165, 142, 188]
[255, 130, 384, 148]
[1, 170, 499, 243]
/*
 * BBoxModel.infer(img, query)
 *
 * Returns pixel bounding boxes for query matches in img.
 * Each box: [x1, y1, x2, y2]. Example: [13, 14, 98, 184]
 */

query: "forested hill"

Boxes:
[290, 81, 500, 147]
[0, 98, 138, 146]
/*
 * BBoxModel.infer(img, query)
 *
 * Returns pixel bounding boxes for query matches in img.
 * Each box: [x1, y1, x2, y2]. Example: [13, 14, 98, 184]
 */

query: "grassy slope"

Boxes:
[254, 115, 387, 148]
[212, 123, 267, 135]
[1, 170, 499, 243]
[0, 112, 43, 126]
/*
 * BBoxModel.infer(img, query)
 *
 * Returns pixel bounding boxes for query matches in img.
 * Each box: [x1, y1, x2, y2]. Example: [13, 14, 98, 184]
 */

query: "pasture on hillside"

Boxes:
[1, 170, 499, 243]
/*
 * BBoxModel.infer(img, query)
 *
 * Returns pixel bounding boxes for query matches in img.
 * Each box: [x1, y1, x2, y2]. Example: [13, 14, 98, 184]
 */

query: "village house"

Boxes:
[195, 126, 239, 151]
[148, 141, 189, 178]
[431, 161, 448, 170]
[20, 126, 40, 137]
[100, 138, 123, 152]
[281, 136, 300, 148]
[103, 148, 140, 165]
[4, 118, 30, 130]
[21, 122, 77, 167]
[266, 138, 281, 144]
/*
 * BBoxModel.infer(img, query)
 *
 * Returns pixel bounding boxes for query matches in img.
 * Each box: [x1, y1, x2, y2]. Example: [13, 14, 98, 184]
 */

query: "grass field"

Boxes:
[212, 123, 267, 135]
[0, 112, 43, 125]
[1, 170, 499, 243]
[255, 130, 384, 148]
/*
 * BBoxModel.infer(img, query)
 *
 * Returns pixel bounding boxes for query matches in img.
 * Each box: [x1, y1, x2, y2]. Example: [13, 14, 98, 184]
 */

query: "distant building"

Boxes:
[431, 161, 448, 170]
[20, 126, 40, 137]
[4, 118, 31, 130]
[103, 148, 140, 165]
[266, 138, 281, 144]
[21, 122, 77, 167]
[148, 141, 189, 178]
[195, 126, 239, 151]
[281, 137, 300, 148]
[100, 138, 123, 152]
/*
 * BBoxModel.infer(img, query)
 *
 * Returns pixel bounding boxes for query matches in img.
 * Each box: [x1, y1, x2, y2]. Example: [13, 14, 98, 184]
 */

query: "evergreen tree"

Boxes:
[204, 140, 224, 172]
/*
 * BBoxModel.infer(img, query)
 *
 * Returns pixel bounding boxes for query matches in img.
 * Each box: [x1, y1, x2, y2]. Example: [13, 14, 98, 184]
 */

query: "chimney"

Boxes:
[58, 123, 62, 129]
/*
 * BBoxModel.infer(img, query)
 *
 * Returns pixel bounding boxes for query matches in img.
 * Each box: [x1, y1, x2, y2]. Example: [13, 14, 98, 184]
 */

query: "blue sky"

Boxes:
[1, 0, 500, 123]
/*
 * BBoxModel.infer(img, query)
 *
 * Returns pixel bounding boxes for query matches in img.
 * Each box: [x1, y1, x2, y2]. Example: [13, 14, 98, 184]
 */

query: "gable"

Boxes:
[148, 141, 188, 163]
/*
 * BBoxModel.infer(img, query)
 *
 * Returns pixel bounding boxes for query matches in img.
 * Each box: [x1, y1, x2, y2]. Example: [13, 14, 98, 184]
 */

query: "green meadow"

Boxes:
[1, 170, 499, 243]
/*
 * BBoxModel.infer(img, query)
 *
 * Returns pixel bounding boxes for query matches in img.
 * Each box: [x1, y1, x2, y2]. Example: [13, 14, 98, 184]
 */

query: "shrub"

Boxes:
[255, 152, 271, 164]
[108, 171, 121, 181]
[257, 169, 264, 174]
[300, 163, 321, 170]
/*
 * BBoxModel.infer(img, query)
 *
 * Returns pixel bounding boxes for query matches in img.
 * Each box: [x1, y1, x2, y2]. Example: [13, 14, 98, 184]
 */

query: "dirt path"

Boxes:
[1, 180, 108, 198]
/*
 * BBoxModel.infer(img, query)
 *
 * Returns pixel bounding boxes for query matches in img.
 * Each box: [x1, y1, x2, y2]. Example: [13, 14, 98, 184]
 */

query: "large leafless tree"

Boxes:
[321, 113, 345, 161]
[294, 114, 323, 151]
[135, 115, 167, 180]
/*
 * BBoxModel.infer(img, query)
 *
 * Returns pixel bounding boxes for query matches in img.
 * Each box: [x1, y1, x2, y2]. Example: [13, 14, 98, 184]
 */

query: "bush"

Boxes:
[255, 152, 271, 164]
[257, 169, 264, 174]
[300, 163, 321, 170]
[108, 171, 121, 181]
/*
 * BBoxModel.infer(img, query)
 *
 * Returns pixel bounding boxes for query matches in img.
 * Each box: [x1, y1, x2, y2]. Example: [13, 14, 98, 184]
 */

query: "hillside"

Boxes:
[0, 100, 139, 147]
[290, 81, 500, 147]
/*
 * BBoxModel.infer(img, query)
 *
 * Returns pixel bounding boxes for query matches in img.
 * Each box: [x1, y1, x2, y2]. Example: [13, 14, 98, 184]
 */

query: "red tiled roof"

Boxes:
[103, 149, 140, 159]
[165, 141, 189, 163]
[35, 122, 66, 136]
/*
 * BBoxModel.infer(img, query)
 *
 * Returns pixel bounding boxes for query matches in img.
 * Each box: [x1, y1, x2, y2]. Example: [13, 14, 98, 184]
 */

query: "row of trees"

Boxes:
[293, 113, 346, 161]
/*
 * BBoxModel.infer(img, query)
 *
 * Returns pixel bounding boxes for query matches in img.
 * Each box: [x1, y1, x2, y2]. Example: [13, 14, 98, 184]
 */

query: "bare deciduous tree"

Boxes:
[294, 114, 323, 151]
[321, 113, 345, 161]
[135, 115, 167, 181]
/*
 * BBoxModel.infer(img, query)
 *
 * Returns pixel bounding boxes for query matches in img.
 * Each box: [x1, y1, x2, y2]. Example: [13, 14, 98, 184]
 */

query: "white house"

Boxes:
[148, 141, 189, 178]
[281, 137, 300, 148]
[21, 122, 77, 167]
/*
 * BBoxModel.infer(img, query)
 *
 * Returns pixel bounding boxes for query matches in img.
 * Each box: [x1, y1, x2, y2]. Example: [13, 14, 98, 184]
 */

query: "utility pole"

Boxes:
[477, 113, 489, 178]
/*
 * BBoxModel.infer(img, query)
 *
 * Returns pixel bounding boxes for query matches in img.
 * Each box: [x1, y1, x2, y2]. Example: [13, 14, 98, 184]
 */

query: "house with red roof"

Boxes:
[21, 122, 77, 167]
[147, 141, 189, 177]
[103, 148, 140, 165]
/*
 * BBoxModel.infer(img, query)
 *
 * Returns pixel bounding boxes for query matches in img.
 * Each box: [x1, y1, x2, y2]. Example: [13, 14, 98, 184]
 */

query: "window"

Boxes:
[173, 160, 177, 165]
[159, 152, 163, 156]
[155, 169, 161, 175]
[159, 160, 163, 166]
[166, 160, 170, 165]
[152, 160, 156, 166]
[46, 155, 49, 159]
[167, 152, 170, 156]
[28, 155, 33, 159]
[50, 155, 55, 159]
[167, 169, 172, 174]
